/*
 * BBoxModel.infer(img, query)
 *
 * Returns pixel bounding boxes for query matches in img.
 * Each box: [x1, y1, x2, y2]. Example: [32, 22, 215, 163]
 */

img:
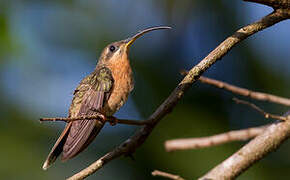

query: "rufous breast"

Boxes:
[103, 55, 134, 116]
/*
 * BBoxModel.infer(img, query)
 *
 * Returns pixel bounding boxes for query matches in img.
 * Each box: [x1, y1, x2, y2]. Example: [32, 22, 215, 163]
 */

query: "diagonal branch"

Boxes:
[198, 76, 290, 106]
[67, 6, 290, 180]
[244, 0, 290, 9]
[199, 111, 290, 180]
[165, 125, 267, 152]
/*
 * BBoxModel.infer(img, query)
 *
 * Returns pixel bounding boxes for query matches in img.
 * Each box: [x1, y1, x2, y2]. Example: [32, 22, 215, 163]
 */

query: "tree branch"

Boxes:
[165, 97, 287, 151]
[40, 116, 149, 126]
[199, 111, 290, 180]
[165, 125, 267, 152]
[67, 4, 290, 180]
[152, 170, 185, 180]
[233, 98, 288, 121]
[198, 76, 290, 106]
[244, 0, 290, 9]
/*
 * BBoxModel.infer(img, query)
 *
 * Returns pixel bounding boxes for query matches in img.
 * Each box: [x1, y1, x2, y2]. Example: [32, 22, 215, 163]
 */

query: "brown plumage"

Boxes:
[42, 26, 171, 170]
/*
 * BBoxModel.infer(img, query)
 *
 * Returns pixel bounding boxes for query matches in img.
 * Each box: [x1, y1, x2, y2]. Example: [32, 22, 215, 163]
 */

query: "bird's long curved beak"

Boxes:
[125, 26, 171, 48]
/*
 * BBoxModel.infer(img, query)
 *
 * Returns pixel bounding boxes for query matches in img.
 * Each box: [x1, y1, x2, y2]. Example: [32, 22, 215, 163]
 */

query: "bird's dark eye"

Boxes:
[109, 45, 115, 52]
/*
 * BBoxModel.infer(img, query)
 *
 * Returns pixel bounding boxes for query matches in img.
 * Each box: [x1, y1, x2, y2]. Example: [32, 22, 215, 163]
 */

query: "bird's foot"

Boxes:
[89, 108, 107, 123]
[96, 113, 107, 123]
[108, 116, 118, 126]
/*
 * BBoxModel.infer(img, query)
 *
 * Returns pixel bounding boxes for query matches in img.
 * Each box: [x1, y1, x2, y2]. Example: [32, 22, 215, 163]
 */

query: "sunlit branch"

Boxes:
[152, 170, 185, 180]
[165, 125, 267, 151]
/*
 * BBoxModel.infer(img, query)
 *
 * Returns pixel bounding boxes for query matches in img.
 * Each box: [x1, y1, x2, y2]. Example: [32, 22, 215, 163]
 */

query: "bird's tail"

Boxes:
[42, 120, 104, 170]
[61, 120, 104, 161]
[42, 123, 72, 170]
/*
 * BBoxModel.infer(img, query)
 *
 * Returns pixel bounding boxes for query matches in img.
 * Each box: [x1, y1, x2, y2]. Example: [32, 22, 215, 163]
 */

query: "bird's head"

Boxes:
[97, 26, 171, 66]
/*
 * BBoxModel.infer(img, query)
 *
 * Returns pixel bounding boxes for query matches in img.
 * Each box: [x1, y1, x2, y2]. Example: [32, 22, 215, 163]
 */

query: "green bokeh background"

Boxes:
[0, 0, 289, 179]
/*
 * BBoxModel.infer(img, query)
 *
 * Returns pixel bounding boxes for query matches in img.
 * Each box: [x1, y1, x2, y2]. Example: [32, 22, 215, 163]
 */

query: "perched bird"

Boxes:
[42, 26, 171, 170]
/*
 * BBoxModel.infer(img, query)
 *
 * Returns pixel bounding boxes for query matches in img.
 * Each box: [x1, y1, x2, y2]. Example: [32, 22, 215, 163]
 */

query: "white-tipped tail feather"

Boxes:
[42, 160, 50, 170]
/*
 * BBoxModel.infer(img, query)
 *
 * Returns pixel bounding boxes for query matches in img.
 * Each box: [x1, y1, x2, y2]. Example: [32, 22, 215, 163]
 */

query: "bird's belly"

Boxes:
[103, 75, 133, 116]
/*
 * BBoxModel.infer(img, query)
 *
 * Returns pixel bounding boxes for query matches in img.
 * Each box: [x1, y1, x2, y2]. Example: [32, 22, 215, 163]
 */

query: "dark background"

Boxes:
[0, 0, 289, 179]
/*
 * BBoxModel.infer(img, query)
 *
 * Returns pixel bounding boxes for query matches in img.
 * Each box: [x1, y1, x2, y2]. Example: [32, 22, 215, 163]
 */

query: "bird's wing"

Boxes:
[62, 67, 113, 161]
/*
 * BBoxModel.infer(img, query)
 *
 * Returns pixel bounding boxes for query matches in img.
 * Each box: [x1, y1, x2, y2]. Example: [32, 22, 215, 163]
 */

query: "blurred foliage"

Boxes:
[0, 0, 289, 179]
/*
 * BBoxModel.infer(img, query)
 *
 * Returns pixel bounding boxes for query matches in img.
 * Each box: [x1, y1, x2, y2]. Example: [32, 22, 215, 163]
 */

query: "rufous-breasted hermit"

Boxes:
[42, 26, 171, 170]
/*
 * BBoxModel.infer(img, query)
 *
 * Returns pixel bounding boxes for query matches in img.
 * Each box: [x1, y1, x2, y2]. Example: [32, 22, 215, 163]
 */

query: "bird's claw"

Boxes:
[96, 113, 107, 123]
[97, 113, 105, 119]
[89, 108, 107, 123]
[89, 109, 117, 125]
[90, 107, 98, 112]
[109, 116, 118, 126]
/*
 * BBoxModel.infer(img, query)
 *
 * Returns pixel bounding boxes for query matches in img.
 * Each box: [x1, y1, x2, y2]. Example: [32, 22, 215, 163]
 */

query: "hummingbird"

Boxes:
[42, 26, 171, 170]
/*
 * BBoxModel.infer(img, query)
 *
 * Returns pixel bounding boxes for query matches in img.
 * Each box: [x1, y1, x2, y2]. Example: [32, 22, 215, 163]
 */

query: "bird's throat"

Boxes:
[104, 56, 134, 116]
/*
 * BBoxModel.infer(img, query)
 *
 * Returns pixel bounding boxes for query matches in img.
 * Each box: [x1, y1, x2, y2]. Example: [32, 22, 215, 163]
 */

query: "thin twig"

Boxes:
[198, 76, 290, 106]
[40, 115, 104, 122]
[165, 125, 267, 152]
[40, 116, 149, 126]
[233, 98, 288, 121]
[180, 70, 290, 107]
[152, 170, 185, 180]
[67, 3, 290, 180]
